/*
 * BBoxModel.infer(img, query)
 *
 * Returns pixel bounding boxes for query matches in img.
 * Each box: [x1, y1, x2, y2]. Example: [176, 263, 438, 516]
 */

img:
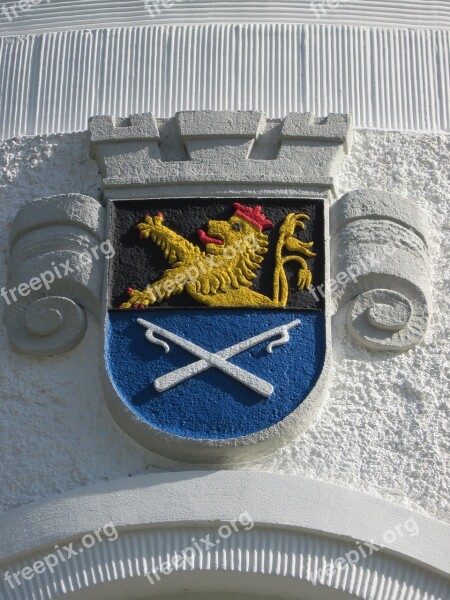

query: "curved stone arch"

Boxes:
[0, 472, 448, 600]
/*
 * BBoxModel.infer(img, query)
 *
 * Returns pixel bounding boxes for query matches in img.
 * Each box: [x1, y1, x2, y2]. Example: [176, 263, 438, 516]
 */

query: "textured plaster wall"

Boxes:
[0, 129, 448, 523]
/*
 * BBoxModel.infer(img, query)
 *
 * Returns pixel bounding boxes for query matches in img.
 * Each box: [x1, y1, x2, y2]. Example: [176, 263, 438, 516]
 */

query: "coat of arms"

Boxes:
[104, 197, 327, 462]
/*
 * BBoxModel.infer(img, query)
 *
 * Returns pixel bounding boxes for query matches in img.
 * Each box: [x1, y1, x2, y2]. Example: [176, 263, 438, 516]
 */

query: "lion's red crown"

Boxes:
[233, 203, 274, 231]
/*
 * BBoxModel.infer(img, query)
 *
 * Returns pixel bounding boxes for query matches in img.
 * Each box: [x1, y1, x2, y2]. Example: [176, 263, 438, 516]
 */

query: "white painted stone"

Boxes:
[0, 128, 448, 527]
[90, 110, 352, 200]
[368, 300, 411, 331]
[1, 25, 449, 139]
[1, 0, 449, 35]
[89, 113, 160, 143]
[331, 189, 431, 351]
[177, 111, 265, 161]
[0, 472, 448, 599]
[5, 194, 106, 356]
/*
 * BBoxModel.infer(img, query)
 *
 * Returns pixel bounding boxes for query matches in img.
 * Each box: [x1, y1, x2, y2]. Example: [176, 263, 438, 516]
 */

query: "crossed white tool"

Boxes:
[137, 318, 301, 398]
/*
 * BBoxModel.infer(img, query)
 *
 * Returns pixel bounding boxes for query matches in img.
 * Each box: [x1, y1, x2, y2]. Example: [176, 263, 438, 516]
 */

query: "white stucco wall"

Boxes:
[0, 128, 448, 523]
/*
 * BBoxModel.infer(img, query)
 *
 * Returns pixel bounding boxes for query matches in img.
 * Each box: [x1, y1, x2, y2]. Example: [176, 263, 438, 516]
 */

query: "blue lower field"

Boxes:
[106, 310, 325, 440]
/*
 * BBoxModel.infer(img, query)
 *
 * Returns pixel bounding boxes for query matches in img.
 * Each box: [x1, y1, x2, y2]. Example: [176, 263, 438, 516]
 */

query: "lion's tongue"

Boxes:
[197, 229, 223, 245]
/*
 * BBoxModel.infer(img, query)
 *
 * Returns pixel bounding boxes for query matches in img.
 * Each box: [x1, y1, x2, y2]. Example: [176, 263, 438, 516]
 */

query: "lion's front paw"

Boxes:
[135, 212, 164, 240]
[297, 269, 313, 291]
[119, 287, 156, 309]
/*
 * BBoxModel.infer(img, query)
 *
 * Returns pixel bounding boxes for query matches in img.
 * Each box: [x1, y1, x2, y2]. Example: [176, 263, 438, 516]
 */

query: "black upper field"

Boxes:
[108, 198, 325, 311]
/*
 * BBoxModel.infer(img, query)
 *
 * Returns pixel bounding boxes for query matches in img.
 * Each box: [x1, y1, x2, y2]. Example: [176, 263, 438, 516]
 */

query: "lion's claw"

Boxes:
[136, 213, 164, 240]
[120, 288, 155, 310]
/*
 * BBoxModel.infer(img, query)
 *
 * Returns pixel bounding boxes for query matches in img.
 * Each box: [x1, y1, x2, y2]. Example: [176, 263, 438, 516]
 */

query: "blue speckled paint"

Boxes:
[106, 310, 325, 439]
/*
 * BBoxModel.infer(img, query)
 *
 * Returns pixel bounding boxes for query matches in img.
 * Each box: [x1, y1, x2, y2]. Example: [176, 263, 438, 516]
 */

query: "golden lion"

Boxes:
[120, 203, 316, 309]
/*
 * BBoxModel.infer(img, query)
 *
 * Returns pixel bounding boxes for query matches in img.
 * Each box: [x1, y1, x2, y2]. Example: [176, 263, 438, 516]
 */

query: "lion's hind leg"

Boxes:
[120, 267, 188, 309]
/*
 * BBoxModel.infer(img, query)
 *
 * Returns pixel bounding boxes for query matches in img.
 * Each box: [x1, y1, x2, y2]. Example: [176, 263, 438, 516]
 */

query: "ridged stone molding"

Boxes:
[1, 0, 449, 35]
[89, 110, 353, 200]
[0, 472, 448, 600]
[330, 190, 431, 351]
[5, 194, 106, 356]
[0, 24, 449, 140]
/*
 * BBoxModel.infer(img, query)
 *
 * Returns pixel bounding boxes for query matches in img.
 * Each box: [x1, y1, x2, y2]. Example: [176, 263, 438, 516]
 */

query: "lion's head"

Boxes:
[187, 203, 274, 295]
[197, 203, 274, 256]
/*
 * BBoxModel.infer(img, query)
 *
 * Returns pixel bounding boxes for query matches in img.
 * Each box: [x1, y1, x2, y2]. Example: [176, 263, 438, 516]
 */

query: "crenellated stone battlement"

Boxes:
[89, 110, 352, 199]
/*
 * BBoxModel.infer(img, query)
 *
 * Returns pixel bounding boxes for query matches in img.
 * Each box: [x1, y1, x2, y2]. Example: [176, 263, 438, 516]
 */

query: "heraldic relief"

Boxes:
[6, 111, 431, 463]
[106, 198, 326, 451]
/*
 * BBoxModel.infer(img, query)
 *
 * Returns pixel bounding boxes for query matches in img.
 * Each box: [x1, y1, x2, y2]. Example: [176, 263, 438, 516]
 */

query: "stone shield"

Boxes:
[103, 197, 330, 463]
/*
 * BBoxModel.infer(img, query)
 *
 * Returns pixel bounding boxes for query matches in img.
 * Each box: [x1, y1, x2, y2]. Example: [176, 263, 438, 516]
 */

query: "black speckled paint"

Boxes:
[108, 198, 325, 311]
